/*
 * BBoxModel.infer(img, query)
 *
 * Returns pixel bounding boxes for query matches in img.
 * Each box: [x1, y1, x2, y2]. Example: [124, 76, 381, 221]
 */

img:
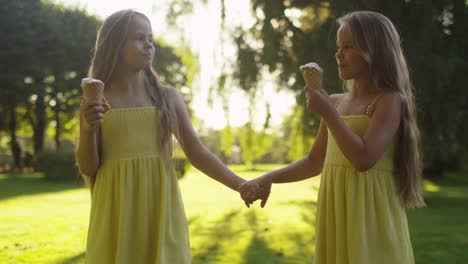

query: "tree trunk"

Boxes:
[33, 90, 46, 154]
[9, 99, 22, 170]
[54, 103, 61, 150]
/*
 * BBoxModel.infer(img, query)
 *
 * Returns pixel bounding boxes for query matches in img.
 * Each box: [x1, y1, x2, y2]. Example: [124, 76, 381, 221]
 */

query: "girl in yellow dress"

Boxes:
[240, 11, 425, 264]
[75, 9, 256, 264]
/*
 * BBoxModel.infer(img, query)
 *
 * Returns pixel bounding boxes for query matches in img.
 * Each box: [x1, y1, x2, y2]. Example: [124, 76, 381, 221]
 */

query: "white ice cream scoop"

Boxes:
[300, 62, 323, 90]
[81, 78, 111, 111]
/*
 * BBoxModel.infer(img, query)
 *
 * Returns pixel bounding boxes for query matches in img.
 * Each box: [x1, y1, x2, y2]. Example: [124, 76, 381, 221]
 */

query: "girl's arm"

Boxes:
[254, 93, 342, 184]
[241, 119, 327, 207]
[240, 94, 342, 207]
[265, 117, 328, 184]
[317, 91, 401, 171]
[168, 88, 246, 192]
[75, 101, 104, 177]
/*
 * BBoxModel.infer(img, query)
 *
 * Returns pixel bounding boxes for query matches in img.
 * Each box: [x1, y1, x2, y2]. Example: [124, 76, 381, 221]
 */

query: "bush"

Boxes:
[35, 150, 189, 181]
[35, 151, 78, 181]
[173, 158, 191, 179]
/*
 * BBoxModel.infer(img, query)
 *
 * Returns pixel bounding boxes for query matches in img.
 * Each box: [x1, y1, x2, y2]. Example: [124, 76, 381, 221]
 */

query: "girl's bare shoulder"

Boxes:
[376, 91, 401, 109]
[160, 84, 185, 107]
[329, 92, 347, 106]
[368, 90, 402, 118]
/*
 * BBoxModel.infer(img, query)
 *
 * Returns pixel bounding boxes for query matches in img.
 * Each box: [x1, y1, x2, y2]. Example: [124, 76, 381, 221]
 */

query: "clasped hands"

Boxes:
[238, 176, 272, 208]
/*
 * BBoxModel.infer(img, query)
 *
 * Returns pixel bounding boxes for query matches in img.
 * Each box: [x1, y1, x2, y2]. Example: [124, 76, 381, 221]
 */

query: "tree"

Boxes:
[232, 0, 468, 177]
[1, 0, 194, 164]
[0, 0, 44, 164]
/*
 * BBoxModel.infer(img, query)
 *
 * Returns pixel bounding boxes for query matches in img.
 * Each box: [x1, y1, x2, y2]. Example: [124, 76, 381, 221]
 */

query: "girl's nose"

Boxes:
[145, 39, 153, 49]
[335, 50, 342, 60]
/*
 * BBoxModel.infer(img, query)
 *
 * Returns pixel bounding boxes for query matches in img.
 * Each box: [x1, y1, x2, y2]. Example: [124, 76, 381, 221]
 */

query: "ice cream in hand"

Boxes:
[300, 62, 323, 90]
[81, 78, 111, 111]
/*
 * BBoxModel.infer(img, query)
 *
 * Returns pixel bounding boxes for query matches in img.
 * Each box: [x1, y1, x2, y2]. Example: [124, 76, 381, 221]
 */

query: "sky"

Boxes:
[53, 0, 296, 130]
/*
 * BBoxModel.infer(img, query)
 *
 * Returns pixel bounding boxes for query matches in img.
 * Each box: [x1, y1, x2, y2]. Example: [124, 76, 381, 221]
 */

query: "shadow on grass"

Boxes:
[0, 173, 84, 201]
[243, 200, 317, 263]
[188, 182, 319, 263]
[191, 209, 242, 263]
[242, 210, 284, 264]
[286, 200, 317, 263]
[54, 251, 86, 264]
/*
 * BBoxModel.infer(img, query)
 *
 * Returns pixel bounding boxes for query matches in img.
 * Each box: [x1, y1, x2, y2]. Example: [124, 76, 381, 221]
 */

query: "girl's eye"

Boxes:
[337, 44, 353, 51]
[135, 35, 145, 41]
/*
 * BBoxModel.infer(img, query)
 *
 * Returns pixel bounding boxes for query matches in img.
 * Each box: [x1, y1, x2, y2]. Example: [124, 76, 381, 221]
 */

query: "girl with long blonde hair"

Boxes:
[76, 9, 256, 263]
[240, 11, 425, 263]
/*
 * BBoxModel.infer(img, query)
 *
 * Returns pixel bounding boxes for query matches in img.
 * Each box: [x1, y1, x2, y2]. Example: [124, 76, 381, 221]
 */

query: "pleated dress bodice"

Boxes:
[314, 115, 414, 264]
[85, 106, 191, 264]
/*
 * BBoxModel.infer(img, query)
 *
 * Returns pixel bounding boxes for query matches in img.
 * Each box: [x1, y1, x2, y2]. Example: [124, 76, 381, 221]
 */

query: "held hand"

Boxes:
[239, 181, 259, 208]
[240, 175, 272, 208]
[80, 100, 106, 132]
[257, 176, 272, 208]
[305, 87, 332, 116]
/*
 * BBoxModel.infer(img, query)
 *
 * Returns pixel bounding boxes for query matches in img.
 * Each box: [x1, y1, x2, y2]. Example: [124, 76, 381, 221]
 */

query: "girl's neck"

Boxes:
[350, 76, 380, 98]
[108, 68, 146, 94]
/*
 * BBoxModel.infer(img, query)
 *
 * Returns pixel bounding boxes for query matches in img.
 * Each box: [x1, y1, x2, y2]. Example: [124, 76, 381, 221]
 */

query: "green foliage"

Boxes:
[240, 123, 255, 168]
[286, 107, 315, 162]
[240, 123, 274, 169]
[35, 150, 78, 181]
[233, 0, 468, 177]
[173, 158, 191, 179]
[0, 0, 100, 153]
[197, 128, 226, 162]
[154, 43, 192, 89]
[221, 125, 234, 158]
[1, 1, 195, 157]
[165, 0, 195, 28]
[173, 144, 191, 179]
[176, 45, 200, 88]
[233, 34, 261, 93]
[154, 42, 196, 114]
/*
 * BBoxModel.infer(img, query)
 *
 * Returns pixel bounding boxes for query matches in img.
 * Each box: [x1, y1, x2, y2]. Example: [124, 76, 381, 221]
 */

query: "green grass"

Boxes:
[0, 165, 467, 263]
[407, 171, 468, 264]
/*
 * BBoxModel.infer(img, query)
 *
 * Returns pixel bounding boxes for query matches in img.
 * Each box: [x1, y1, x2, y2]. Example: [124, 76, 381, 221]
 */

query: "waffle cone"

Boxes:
[81, 78, 111, 110]
[300, 63, 323, 89]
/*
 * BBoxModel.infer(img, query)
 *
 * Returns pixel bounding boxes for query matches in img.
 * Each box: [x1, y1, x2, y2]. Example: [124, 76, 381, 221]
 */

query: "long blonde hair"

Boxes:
[338, 11, 425, 208]
[83, 9, 180, 189]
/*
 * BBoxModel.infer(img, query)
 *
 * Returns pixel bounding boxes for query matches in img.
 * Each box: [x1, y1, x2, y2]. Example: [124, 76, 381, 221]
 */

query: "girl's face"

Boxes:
[121, 15, 155, 71]
[335, 23, 368, 81]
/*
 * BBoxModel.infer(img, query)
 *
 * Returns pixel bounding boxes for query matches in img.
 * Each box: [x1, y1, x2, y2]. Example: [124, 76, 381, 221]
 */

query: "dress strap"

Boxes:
[366, 92, 385, 116]
[102, 96, 112, 111]
[335, 93, 345, 108]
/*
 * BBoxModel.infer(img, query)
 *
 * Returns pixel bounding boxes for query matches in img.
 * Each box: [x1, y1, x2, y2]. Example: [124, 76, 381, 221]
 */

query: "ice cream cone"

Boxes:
[300, 62, 323, 90]
[81, 78, 111, 111]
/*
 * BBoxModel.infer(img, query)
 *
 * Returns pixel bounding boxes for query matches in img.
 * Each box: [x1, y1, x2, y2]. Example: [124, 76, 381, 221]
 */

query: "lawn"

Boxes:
[0, 164, 467, 263]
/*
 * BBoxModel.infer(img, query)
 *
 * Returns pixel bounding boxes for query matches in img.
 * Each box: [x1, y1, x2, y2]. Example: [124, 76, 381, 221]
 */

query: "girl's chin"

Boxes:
[338, 71, 354, 81]
[338, 73, 349, 80]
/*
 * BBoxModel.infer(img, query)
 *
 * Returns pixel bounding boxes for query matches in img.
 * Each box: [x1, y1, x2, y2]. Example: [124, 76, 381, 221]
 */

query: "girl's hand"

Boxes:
[239, 181, 259, 208]
[81, 100, 105, 132]
[305, 87, 333, 117]
[240, 175, 272, 208]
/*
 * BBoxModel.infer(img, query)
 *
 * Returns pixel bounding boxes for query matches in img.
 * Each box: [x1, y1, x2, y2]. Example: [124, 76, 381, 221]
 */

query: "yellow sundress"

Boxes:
[85, 107, 191, 264]
[314, 115, 414, 264]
